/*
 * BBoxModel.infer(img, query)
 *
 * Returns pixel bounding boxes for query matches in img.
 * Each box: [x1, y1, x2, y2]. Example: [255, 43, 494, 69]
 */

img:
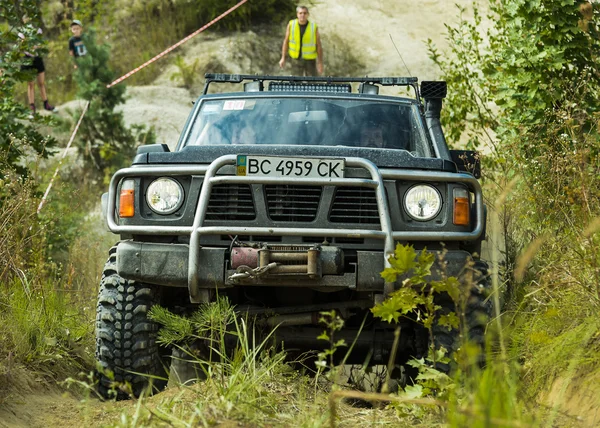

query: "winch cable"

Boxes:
[37, 0, 248, 214]
[106, 0, 249, 88]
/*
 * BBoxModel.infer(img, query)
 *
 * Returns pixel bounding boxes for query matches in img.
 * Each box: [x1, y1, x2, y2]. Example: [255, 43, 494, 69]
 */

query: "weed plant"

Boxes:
[95, 297, 409, 427]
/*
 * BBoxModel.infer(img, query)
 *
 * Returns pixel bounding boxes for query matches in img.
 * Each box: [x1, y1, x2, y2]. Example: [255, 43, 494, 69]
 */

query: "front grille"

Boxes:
[206, 184, 255, 220]
[329, 187, 380, 224]
[265, 185, 321, 222]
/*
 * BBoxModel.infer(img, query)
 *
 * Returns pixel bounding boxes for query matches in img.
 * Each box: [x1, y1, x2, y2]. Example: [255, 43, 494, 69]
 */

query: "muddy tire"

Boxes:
[432, 260, 492, 372]
[95, 247, 167, 399]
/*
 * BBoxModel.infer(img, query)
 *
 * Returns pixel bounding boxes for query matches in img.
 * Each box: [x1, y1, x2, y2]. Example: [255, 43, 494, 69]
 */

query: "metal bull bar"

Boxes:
[106, 155, 484, 303]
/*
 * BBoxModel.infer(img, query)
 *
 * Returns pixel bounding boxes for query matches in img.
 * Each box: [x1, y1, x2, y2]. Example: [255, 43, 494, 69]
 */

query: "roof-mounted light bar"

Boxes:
[268, 82, 351, 93]
[202, 73, 420, 99]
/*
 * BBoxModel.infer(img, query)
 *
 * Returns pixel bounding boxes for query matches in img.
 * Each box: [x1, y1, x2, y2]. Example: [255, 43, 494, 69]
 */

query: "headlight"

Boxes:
[404, 184, 442, 221]
[146, 178, 184, 214]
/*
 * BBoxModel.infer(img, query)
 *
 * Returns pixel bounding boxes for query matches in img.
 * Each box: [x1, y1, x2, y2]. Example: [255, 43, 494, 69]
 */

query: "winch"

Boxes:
[228, 244, 344, 282]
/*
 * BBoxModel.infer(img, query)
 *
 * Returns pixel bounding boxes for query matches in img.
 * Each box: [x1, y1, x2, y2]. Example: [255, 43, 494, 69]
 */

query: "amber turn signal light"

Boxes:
[453, 188, 470, 226]
[119, 179, 135, 218]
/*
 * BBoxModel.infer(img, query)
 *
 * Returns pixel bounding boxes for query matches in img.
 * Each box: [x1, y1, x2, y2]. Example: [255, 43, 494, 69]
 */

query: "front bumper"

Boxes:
[116, 240, 475, 292]
[107, 154, 484, 302]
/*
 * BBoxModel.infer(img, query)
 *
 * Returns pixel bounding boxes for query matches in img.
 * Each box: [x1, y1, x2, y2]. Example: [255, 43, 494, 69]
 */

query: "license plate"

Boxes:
[236, 155, 345, 178]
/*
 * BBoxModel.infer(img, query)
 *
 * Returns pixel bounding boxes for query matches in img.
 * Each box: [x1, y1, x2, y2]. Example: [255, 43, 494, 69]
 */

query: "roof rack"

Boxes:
[202, 73, 420, 99]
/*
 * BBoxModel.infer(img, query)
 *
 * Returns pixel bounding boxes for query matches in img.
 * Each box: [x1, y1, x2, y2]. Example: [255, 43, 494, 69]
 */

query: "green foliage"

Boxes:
[150, 295, 235, 348]
[57, 0, 302, 88]
[170, 55, 200, 89]
[149, 297, 299, 425]
[511, 298, 600, 396]
[428, 0, 600, 151]
[371, 244, 463, 412]
[408, 349, 453, 395]
[0, 1, 57, 179]
[315, 310, 347, 380]
[0, 272, 93, 366]
[428, 2, 600, 422]
[71, 28, 155, 183]
[446, 361, 534, 428]
[192, 0, 300, 30]
[428, 0, 600, 305]
[372, 244, 458, 332]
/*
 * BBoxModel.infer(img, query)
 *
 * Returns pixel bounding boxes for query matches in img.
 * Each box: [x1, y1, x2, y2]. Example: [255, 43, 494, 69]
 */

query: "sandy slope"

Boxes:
[311, 0, 470, 79]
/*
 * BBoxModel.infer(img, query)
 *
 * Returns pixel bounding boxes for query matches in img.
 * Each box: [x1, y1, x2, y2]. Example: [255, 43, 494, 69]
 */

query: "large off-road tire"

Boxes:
[431, 260, 492, 372]
[95, 247, 167, 399]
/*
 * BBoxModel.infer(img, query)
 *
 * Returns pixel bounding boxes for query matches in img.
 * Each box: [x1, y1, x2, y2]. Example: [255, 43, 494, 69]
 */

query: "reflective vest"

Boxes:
[288, 19, 318, 60]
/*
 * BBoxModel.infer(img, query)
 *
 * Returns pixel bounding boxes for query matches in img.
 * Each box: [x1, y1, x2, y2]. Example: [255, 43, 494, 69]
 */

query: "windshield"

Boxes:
[183, 97, 432, 157]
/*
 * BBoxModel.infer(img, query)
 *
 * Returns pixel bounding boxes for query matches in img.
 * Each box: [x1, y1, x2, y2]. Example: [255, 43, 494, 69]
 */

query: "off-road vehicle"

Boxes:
[97, 73, 489, 398]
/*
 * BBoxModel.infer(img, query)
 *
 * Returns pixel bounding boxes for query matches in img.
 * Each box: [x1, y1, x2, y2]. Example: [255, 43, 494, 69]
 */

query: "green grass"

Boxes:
[0, 158, 108, 391]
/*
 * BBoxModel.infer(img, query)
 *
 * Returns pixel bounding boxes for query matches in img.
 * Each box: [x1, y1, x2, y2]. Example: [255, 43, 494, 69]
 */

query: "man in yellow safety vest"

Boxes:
[279, 6, 323, 76]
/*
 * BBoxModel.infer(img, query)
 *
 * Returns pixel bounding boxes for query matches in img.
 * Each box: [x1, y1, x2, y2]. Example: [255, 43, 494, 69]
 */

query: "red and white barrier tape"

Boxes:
[37, 100, 90, 214]
[107, 0, 248, 88]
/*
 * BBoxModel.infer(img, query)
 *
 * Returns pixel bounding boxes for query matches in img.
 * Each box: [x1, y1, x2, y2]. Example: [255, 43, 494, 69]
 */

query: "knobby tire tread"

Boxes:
[95, 247, 167, 399]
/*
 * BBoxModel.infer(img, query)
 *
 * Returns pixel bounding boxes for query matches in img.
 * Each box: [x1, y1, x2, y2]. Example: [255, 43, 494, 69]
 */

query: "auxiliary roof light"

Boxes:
[268, 82, 351, 93]
[244, 81, 263, 92]
[359, 83, 379, 95]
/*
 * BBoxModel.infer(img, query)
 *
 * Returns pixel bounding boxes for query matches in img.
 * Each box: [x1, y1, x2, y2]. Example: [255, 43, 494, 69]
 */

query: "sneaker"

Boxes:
[28, 103, 36, 119]
[43, 100, 55, 111]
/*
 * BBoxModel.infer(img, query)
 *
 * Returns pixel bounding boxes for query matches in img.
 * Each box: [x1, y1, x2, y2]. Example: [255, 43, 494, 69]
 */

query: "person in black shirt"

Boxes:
[68, 19, 87, 68]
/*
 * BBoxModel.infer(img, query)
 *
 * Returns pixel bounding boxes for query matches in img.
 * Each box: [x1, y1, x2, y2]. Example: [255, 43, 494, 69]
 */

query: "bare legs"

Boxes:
[28, 72, 54, 112]
[27, 80, 35, 105]
[37, 71, 48, 102]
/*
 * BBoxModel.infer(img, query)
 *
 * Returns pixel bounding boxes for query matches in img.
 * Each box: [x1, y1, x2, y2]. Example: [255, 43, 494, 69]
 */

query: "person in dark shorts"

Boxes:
[18, 20, 54, 116]
[279, 6, 324, 76]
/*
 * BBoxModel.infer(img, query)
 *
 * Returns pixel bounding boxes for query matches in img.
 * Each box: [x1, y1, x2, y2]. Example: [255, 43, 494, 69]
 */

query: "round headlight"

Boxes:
[404, 184, 442, 221]
[146, 178, 184, 214]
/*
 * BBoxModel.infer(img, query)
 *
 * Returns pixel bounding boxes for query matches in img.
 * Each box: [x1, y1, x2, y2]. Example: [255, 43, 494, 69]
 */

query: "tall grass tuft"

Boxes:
[0, 162, 97, 383]
[148, 297, 300, 425]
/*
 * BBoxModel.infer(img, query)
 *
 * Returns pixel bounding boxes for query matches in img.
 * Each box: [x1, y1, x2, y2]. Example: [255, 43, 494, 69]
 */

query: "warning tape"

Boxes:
[37, 100, 90, 214]
[107, 0, 248, 88]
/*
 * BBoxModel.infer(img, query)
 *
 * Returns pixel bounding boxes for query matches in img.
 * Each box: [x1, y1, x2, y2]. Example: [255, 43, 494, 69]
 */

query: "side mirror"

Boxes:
[450, 150, 481, 178]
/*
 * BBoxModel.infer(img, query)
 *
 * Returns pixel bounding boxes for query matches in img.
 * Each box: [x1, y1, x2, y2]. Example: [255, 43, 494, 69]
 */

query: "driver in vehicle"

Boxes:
[360, 122, 385, 148]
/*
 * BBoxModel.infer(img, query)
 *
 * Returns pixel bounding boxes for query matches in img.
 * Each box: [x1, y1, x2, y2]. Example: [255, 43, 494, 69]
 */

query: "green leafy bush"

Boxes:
[427, 0, 600, 409]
